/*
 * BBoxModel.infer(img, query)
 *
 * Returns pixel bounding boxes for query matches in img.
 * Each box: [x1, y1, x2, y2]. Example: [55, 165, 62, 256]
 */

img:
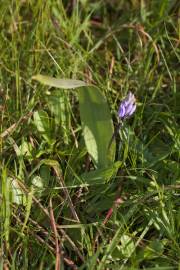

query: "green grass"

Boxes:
[0, 0, 180, 269]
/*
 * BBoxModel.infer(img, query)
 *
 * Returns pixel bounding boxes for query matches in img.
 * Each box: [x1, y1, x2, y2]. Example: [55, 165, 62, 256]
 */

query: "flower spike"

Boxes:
[118, 92, 136, 120]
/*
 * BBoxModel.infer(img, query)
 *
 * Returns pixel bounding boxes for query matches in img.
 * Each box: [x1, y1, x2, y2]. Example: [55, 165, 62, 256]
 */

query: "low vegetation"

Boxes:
[0, 1, 179, 269]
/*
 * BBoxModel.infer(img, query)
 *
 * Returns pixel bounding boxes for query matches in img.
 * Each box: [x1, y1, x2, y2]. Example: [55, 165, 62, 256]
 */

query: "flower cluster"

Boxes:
[118, 92, 136, 120]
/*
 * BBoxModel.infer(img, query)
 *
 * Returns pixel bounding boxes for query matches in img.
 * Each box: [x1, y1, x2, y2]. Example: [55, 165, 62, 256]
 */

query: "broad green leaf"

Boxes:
[78, 86, 115, 168]
[143, 239, 164, 259]
[32, 74, 88, 89]
[80, 161, 121, 186]
[31, 175, 44, 189]
[10, 177, 27, 206]
[46, 90, 70, 144]
[40, 165, 51, 186]
[120, 234, 135, 258]
[33, 110, 52, 144]
[33, 75, 116, 168]
[47, 90, 67, 123]
[18, 140, 33, 160]
[31, 175, 44, 197]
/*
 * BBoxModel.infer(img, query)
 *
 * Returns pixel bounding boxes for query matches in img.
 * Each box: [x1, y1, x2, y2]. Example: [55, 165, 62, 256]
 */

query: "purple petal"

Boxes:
[118, 104, 126, 118]
[125, 103, 134, 116]
[128, 104, 136, 116]
[118, 92, 136, 119]
[127, 92, 135, 104]
[124, 92, 135, 107]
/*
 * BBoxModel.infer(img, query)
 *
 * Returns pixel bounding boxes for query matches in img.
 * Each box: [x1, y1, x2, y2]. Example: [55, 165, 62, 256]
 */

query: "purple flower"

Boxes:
[118, 92, 136, 119]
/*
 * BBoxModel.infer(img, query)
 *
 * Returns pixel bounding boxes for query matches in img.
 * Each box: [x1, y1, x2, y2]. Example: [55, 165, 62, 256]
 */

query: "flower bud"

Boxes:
[118, 92, 136, 119]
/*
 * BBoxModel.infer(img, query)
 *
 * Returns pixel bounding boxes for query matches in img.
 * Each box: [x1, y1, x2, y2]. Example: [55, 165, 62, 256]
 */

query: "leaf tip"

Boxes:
[32, 74, 41, 81]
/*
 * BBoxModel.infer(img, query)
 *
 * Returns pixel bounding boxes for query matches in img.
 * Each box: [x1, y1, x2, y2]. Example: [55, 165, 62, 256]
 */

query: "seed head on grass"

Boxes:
[118, 91, 136, 120]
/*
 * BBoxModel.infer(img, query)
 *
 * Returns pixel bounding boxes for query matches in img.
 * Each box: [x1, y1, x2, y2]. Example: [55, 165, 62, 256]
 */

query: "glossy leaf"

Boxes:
[32, 74, 87, 89]
[33, 75, 115, 168]
[78, 86, 115, 168]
